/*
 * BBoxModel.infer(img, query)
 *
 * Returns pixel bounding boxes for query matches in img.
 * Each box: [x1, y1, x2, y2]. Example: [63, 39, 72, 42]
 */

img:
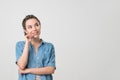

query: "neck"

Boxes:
[31, 37, 41, 46]
[31, 38, 42, 53]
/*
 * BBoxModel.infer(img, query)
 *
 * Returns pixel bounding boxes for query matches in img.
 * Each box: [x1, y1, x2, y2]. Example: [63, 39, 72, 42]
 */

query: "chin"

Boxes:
[33, 35, 39, 38]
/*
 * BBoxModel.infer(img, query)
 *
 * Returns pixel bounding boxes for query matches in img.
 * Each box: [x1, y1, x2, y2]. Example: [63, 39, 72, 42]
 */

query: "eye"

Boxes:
[27, 25, 32, 29]
[35, 23, 39, 27]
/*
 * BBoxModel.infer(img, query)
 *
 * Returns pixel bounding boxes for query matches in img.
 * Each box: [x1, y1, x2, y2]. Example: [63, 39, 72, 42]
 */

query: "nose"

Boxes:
[33, 26, 37, 30]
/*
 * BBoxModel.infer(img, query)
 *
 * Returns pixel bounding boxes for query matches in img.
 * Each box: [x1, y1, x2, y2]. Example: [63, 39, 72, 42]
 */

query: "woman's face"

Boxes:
[25, 18, 41, 38]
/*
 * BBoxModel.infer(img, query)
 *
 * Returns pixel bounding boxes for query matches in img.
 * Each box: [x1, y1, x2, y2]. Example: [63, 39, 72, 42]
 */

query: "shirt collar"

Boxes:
[29, 38, 45, 48]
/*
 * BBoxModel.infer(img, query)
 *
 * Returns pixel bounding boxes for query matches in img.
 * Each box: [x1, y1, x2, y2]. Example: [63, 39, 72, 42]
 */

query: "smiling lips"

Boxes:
[32, 31, 39, 35]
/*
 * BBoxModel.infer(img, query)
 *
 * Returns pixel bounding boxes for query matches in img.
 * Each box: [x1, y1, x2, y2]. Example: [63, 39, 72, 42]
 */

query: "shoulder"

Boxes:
[43, 41, 54, 48]
[42, 41, 55, 54]
[16, 41, 25, 47]
[42, 41, 55, 51]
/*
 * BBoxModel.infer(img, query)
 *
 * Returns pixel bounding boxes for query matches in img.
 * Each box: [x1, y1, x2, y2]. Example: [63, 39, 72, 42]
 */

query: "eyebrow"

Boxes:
[34, 22, 39, 25]
[27, 22, 39, 26]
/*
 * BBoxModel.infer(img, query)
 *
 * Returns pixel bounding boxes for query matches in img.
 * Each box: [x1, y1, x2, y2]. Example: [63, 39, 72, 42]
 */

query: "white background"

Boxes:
[0, 0, 120, 80]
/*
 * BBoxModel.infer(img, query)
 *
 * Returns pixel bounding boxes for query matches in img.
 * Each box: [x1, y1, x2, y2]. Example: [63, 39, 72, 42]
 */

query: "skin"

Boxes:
[17, 18, 55, 75]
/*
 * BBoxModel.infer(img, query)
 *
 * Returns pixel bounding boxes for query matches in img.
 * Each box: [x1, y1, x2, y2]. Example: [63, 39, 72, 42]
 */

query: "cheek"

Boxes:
[37, 27, 41, 32]
[38, 29, 41, 35]
[26, 30, 32, 34]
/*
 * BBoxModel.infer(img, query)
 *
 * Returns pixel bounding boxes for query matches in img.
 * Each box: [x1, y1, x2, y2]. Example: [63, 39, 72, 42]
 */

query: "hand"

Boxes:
[25, 32, 34, 43]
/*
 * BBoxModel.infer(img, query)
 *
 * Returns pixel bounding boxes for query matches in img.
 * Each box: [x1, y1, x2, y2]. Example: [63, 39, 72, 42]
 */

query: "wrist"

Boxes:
[25, 41, 30, 46]
[26, 68, 31, 74]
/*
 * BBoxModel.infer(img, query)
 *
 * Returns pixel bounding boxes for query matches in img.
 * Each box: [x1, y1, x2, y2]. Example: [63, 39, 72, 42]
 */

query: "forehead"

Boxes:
[26, 18, 39, 25]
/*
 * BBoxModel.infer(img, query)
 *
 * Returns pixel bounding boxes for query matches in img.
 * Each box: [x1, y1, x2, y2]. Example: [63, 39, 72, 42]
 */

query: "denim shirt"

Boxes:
[15, 40, 56, 80]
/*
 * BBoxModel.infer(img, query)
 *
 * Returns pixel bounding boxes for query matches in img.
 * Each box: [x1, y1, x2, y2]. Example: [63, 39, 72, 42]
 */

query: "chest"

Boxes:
[27, 46, 50, 67]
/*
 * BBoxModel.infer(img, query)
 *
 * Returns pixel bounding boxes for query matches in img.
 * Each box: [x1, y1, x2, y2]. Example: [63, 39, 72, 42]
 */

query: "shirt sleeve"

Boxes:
[15, 41, 24, 64]
[44, 43, 56, 69]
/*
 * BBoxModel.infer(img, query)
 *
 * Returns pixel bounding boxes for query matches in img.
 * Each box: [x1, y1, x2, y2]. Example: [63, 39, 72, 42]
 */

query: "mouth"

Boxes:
[32, 31, 39, 35]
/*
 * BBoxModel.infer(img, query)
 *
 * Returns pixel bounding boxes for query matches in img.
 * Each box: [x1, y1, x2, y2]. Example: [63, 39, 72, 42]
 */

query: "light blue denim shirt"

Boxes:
[15, 40, 56, 80]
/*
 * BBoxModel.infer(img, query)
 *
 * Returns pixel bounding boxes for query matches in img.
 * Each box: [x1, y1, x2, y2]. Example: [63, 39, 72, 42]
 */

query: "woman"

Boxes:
[15, 15, 56, 80]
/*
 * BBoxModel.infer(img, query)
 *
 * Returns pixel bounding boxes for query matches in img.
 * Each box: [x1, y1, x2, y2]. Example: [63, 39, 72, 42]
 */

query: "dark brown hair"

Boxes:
[22, 15, 41, 35]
